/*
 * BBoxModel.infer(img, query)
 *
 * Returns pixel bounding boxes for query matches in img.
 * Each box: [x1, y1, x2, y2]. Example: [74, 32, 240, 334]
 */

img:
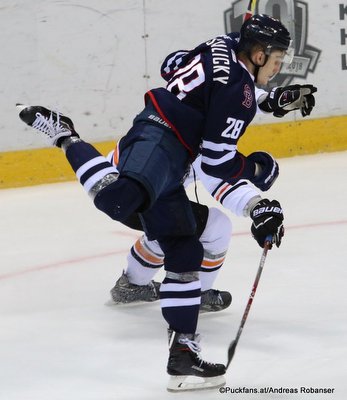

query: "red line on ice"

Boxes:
[1, 220, 346, 281]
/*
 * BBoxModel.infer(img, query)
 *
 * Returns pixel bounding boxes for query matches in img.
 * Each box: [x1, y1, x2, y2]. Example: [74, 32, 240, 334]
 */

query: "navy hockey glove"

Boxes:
[250, 199, 284, 248]
[259, 84, 317, 118]
[248, 151, 279, 191]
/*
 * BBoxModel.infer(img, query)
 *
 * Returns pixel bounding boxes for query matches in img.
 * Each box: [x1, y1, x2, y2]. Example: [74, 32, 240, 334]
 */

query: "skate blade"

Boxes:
[167, 375, 226, 392]
[16, 103, 29, 111]
[104, 299, 158, 307]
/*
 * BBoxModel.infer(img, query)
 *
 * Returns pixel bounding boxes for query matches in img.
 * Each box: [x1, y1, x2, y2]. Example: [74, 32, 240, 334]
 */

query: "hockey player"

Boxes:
[18, 15, 316, 392]
[107, 30, 316, 310]
[107, 80, 315, 309]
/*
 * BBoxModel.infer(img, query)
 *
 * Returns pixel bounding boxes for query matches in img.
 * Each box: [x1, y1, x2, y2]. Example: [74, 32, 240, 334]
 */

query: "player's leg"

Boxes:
[18, 104, 225, 389]
[199, 207, 233, 312]
[110, 204, 232, 312]
[141, 187, 225, 390]
[111, 122, 226, 387]
[18, 105, 149, 222]
[109, 235, 163, 304]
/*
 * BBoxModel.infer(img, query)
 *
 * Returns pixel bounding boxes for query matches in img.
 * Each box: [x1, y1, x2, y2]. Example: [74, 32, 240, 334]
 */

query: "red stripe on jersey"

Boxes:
[230, 154, 246, 180]
[146, 90, 194, 159]
[215, 183, 231, 202]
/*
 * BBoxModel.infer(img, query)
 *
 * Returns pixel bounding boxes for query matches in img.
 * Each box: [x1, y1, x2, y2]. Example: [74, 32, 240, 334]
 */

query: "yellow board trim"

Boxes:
[238, 114, 347, 157]
[1, 115, 347, 189]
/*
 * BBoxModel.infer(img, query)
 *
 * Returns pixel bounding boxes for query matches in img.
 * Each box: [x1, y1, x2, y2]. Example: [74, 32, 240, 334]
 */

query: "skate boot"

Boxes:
[166, 330, 226, 392]
[17, 104, 79, 147]
[110, 271, 160, 304]
[200, 289, 232, 313]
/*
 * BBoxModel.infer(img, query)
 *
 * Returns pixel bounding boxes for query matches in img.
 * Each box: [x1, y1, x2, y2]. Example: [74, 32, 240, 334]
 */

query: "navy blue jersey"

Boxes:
[145, 33, 258, 184]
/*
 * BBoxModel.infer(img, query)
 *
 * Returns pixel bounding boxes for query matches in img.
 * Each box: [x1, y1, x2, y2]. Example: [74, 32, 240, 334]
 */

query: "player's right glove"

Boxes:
[258, 84, 317, 118]
[250, 199, 284, 248]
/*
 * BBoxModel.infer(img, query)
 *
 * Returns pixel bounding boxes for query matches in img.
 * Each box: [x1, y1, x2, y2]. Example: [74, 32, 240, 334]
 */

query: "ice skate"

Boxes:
[166, 330, 226, 392]
[110, 271, 160, 304]
[200, 289, 232, 313]
[109, 272, 232, 312]
[17, 104, 79, 147]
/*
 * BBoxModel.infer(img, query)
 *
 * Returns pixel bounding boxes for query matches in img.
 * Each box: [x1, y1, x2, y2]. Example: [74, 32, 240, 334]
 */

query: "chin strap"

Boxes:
[253, 65, 260, 83]
[246, 51, 269, 84]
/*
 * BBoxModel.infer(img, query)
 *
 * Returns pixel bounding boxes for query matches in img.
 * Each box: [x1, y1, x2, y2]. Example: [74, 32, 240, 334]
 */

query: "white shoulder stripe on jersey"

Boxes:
[172, 54, 201, 76]
[163, 51, 188, 74]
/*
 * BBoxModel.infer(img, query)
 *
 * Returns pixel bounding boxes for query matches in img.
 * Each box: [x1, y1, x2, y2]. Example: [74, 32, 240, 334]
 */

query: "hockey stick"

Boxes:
[226, 235, 272, 369]
[244, 0, 258, 21]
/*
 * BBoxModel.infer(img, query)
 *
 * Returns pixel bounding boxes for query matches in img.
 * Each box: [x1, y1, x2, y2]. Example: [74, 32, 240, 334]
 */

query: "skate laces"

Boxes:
[178, 334, 202, 353]
[32, 111, 70, 138]
[179, 335, 218, 368]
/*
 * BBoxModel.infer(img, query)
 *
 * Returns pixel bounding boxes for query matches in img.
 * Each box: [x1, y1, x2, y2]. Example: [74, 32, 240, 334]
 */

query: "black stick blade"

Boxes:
[226, 340, 237, 369]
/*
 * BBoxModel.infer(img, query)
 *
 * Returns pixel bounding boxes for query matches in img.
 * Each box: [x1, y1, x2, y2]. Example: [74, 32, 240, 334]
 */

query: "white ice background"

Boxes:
[1, 151, 347, 400]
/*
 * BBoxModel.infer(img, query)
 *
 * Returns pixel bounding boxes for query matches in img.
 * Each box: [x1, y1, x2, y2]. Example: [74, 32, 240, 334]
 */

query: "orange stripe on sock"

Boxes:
[113, 144, 119, 166]
[201, 257, 225, 268]
[134, 239, 164, 266]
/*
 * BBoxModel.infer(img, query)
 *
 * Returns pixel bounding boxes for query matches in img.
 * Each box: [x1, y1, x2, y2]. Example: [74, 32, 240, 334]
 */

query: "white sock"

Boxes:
[125, 236, 164, 285]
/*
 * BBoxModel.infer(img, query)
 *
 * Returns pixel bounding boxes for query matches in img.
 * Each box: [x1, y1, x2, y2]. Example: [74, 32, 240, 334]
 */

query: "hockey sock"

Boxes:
[158, 236, 202, 333]
[126, 236, 164, 285]
[64, 140, 119, 194]
[200, 270, 220, 292]
[198, 207, 231, 290]
[160, 275, 201, 333]
[64, 140, 148, 221]
[200, 249, 226, 291]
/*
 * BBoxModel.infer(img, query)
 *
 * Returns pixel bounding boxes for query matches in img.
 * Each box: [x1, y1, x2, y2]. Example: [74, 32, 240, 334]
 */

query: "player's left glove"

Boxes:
[247, 151, 279, 191]
[258, 84, 317, 118]
[250, 199, 284, 248]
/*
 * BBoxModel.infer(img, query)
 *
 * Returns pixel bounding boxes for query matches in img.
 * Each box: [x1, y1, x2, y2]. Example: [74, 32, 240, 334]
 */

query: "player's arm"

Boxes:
[201, 112, 279, 193]
[193, 157, 284, 248]
[192, 155, 260, 216]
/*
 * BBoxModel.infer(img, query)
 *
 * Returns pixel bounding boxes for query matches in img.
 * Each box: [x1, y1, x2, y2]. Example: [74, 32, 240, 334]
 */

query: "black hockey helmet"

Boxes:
[239, 14, 292, 60]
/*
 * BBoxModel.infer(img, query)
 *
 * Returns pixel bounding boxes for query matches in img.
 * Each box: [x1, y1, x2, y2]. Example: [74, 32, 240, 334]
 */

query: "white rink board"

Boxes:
[1, 0, 346, 151]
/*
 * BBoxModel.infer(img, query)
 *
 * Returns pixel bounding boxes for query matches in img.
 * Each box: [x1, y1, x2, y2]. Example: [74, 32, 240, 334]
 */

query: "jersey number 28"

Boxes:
[221, 117, 245, 139]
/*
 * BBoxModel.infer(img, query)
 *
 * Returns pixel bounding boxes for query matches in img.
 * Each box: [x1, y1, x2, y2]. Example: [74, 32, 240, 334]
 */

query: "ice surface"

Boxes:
[1, 152, 347, 400]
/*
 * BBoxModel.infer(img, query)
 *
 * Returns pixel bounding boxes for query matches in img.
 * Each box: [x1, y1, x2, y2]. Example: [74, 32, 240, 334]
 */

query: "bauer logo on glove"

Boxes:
[252, 204, 283, 218]
[250, 199, 284, 248]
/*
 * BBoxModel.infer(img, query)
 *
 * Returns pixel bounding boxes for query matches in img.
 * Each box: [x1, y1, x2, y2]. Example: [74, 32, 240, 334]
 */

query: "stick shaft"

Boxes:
[235, 242, 269, 343]
[226, 236, 272, 369]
